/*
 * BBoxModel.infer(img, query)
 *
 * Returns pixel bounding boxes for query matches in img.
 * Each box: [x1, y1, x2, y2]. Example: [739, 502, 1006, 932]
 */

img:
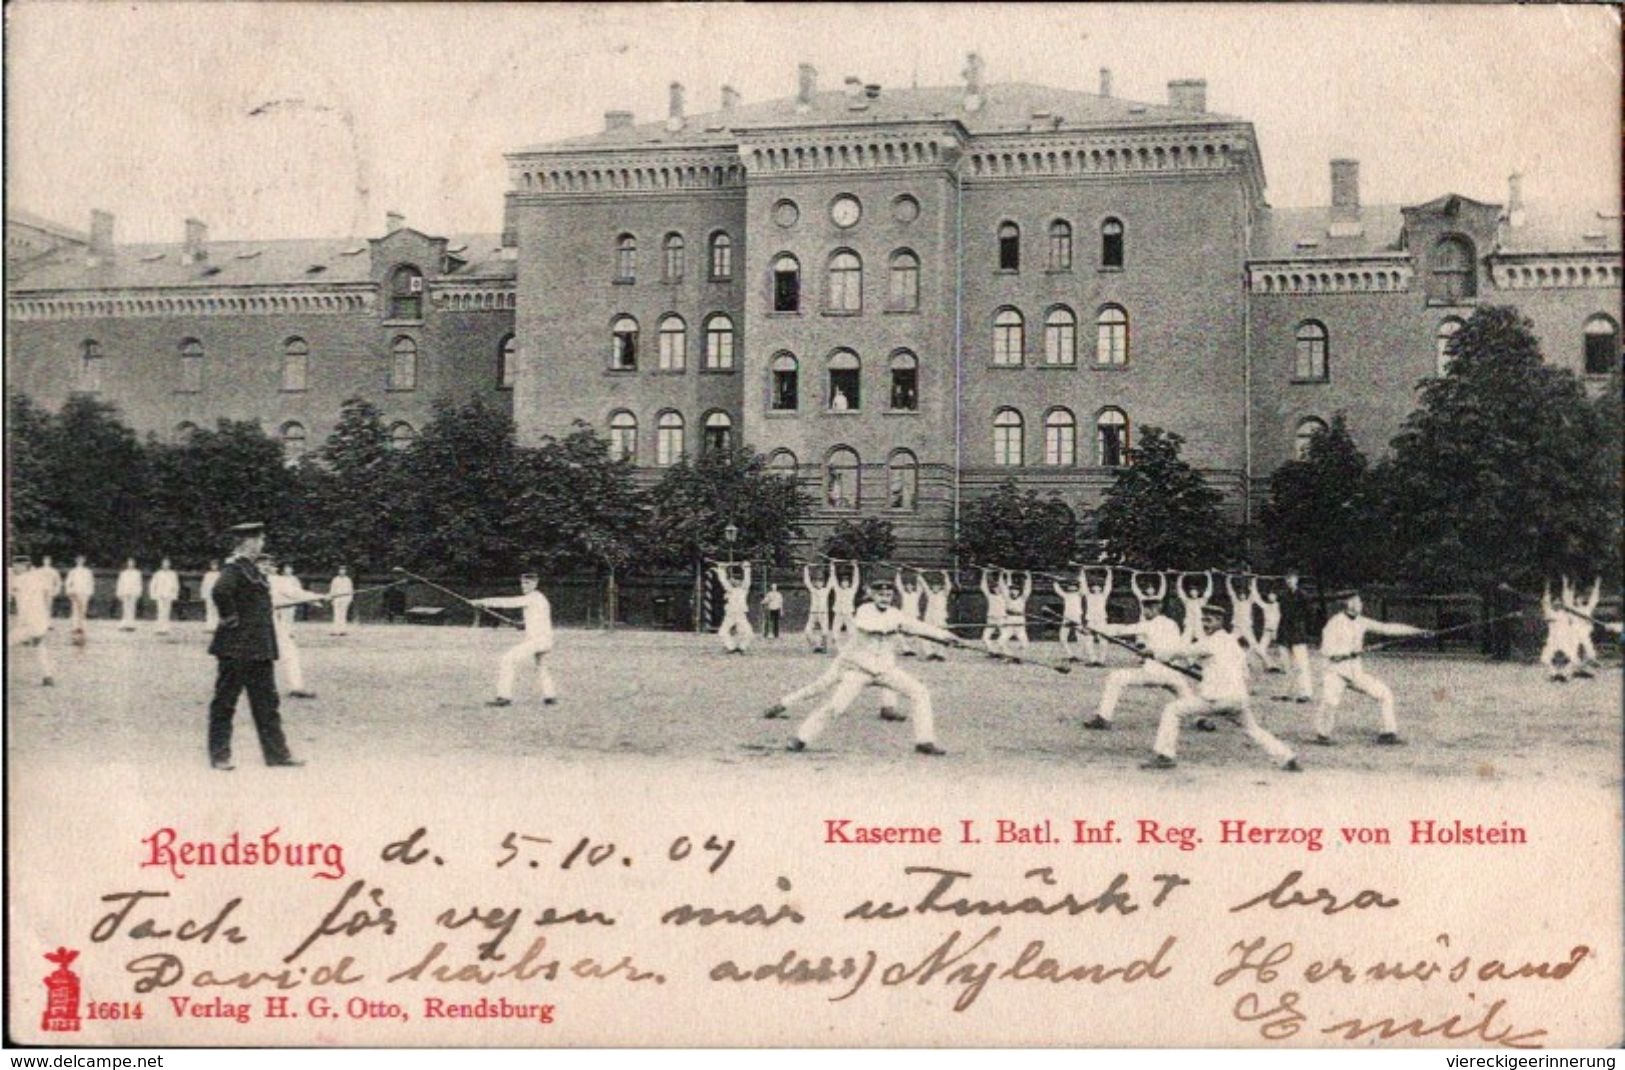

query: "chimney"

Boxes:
[604, 110, 634, 131]
[181, 218, 208, 264]
[385, 210, 405, 234]
[844, 75, 863, 99]
[1167, 79, 1207, 113]
[1099, 67, 1113, 98]
[666, 81, 685, 132]
[796, 63, 817, 111]
[963, 51, 985, 112]
[1328, 159, 1363, 237]
[1506, 172, 1526, 228]
[721, 85, 740, 111]
[87, 209, 114, 264]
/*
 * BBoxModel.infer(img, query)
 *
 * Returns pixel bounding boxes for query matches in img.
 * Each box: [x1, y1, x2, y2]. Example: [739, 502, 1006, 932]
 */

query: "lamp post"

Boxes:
[724, 523, 738, 565]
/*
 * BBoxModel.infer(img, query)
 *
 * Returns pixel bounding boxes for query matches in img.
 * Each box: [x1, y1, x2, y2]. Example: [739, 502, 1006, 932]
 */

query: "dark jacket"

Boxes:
[207, 557, 279, 660]
[1277, 587, 1317, 647]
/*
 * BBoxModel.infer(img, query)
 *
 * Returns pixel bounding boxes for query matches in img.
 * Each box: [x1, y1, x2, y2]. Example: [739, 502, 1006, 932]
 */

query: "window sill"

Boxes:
[994, 268, 1020, 276]
[612, 278, 635, 286]
[707, 275, 733, 284]
[987, 362, 1026, 370]
[1289, 377, 1330, 385]
[385, 386, 418, 393]
[699, 367, 737, 375]
[279, 388, 310, 394]
[765, 409, 800, 418]
[381, 319, 425, 328]
[652, 368, 687, 376]
[823, 409, 863, 417]
[821, 308, 863, 317]
[1038, 362, 1078, 370]
[1424, 297, 1476, 308]
[766, 309, 803, 317]
[883, 306, 921, 315]
[884, 408, 920, 416]
[1098, 266, 1125, 274]
[1092, 363, 1131, 372]
[605, 368, 638, 376]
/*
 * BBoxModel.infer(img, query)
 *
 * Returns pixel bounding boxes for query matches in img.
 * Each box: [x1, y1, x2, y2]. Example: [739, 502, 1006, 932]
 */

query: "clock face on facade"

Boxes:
[892, 194, 920, 223]
[773, 199, 799, 227]
[830, 195, 861, 228]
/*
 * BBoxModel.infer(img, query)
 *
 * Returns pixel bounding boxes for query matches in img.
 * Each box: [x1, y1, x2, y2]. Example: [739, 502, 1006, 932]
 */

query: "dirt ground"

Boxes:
[6, 619, 1620, 789]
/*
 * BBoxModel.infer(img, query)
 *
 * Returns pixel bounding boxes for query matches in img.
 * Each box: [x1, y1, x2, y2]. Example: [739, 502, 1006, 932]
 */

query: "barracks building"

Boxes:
[8, 58, 1621, 561]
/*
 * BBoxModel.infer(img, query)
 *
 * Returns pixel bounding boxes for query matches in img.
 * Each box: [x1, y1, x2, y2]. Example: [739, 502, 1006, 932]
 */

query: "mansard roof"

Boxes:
[8, 233, 513, 293]
[1251, 201, 1620, 260]
[516, 81, 1240, 154]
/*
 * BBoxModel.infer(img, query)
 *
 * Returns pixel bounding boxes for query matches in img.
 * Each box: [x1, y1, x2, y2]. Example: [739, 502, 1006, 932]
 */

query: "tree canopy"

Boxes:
[1094, 427, 1235, 569]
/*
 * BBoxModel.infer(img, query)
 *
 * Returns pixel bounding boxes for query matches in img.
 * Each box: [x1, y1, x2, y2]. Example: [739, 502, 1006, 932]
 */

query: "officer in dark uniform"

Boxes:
[1274, 568, 1319, 704]
[207, 522, 301, 771]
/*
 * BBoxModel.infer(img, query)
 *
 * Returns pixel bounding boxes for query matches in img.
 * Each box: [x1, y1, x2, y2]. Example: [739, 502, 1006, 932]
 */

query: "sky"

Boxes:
[6, 2, 1620, 243]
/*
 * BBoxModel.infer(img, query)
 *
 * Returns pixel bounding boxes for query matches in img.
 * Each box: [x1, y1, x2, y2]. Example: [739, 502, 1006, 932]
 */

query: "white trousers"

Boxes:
[1316, 662, 1395, 735]
[831, 611, 856, 645]
[70, 595, 90, 632]
[719, 610, 753, 652]
[780, 660, 897, 711]
[155, 598, 174, 632]
[796, 666, 933, 746]
[119, 595, 138, 627]
[804, 611, 829, 650]
[276, 626, 306, 692]
[1155, 696, 1294, 764]
[9, 621, 54, 680]
[497, 639, 556, 701]
[1280, 643, 1314, 699]
[1097, 661, 1194, 722]
[998, 618, 1029, 654]
[331, 597, 352, 634]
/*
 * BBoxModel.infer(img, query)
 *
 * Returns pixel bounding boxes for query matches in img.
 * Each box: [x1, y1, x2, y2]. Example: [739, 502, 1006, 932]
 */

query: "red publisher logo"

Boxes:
[42, 947, 82, 1032]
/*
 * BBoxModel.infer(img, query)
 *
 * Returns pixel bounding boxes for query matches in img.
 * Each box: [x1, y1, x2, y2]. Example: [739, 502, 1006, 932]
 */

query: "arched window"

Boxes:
[1049, 220, 1073, 270]
[497, 334, 516, 389]
[1430, 235, 1476, 302]
[993, 308, 1025, 366]
[1584, 314, 1619, 376]
[608, 410, 637, 463]
[1044, 408, 1077, 466]
[1096, 408, 1129, 467]
[827, 250, 862, 312]
[767, 449, 799, 479]
[662, 233, 684, 283]
[1294, 321, 1329, 381]
[611, 315, 639, 371]
[79, 339, 102, 393]
[281, 337, 309, 392]
[174, 421, 198, 442]
[709, 232, 733, 280]
[772, 254, 800, 312]
[703, 410, 733, 454]
[280, 421, 307, 465]
[888, 250, 919, 310]
[827, 350, 861, 411]
[656, 410, 685, 466]
[177, 338, 204, 393]
[825, 447, 860, 509]
[1101, 218, 1125, 268]
[888, 450, 919, 510]
[1044, 307, 1077, 366]
[615, 234, 637, 282]
[1435, 317, 1464, 376]
[703, 314, 735, 370]
[1096, 305, 1128, 366]
[1294, 417, 1328, 462]
[998, 221, 1020, 271]
[390, 336, 418, 390]
[658, 314, 687, 371]
[389, 422, 416, 451]
[889, 350, 919, 411]
[993, 408, 1024, 466]
[389, 265, 424, 320]
[770, 352, 799, 411]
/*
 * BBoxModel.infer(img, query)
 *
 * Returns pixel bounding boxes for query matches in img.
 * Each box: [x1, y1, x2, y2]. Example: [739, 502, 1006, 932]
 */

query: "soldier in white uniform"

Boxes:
[1256, 578, 1284, 674]
[1053, 575, 1085, 661]
[895, 569, 926, 657]
[980, 568, 1007, 655]
[199, 561, 222, 630]
[1538, 580, 1571, 682]
[115, 559, 143, 630]
[1081, 567, 1114, 666]
[713, 562, 753, 654]
[999, 570, 1033, 656]
[830, 562, 860, 645]
[1314, 592, 1424, 745]
[1130, 570, 1168, 620]
[1569, 577, 1602, 678]
[473, 572, 557, 707]
[328, 566, 356, 635]
[1084, 598, 1196, 730]
[802, 564, 834, 652]
[65, 555, 95, 639]
[1143, 605, 1300, 772]
[1176, 570, 1214, 644]
[8, 556, 56, 685]
[921, 570, 954, 661]
[269, 561, 318, 699]
[784, 580, 958, 756]
[150, 558, 180, 634]
[38, 556, 63, 621]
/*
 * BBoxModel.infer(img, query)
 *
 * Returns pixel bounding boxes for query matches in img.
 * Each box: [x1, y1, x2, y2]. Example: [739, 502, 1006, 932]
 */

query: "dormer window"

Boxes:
[389, 265, 424, 320]
[1429, 236, 1476, 303]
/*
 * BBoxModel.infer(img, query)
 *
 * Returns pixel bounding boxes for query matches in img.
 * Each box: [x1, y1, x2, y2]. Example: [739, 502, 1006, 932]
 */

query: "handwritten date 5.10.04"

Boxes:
[378, 826, 736, 874]
[823, 818, 1529, 852]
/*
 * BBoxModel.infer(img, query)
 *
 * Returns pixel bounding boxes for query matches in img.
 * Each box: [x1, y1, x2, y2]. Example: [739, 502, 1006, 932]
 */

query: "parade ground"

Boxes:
[6, 620, 1620, 790]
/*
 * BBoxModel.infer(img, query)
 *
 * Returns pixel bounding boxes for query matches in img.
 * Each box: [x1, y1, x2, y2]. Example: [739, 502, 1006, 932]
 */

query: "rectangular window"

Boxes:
[828, 369, 860, 411]
[704, 328, 734, 370]
[999, 234, 1020, 272]
[281, 355, 307, 392]
[391, 352, 417, 391]
[178, 356, 203, 393]
[890, 368, 918, 411]
[772, 370, 798, 411]
[889, 264, 919, 310]
[659, 331, 686, 371]
[711, 242, 732, 280]
[1046, 426, 1076, 466]
[612, 333, 637, 371]
[774, 270, 799, 312]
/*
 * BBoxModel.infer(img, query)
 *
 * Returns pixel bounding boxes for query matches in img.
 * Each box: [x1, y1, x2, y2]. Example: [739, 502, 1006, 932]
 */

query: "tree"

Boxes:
[823, 518, 897, 563]
[144, 420, 304, 567]
[511, 423, 646, 576]
[1095, 427, 1235, 569]
[36, 395, 151, 564]
[643, 446, 809, 570]
[5, 393, 69, 556]
[1376, 305, 1620, 591]
[303, 398, 405, 573]
[955, 480, 1082, 570]
[1259, 413, 1379, 587]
